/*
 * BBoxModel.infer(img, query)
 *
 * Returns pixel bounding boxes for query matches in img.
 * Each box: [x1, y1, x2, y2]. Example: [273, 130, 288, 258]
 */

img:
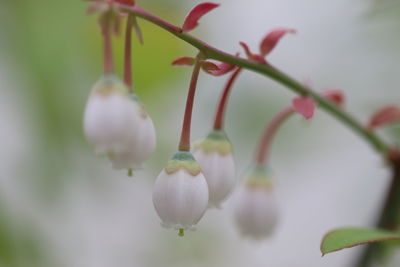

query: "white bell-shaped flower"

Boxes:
[193, 130, 236, 208]
[234, 165, 279, 240]
[153, 151, 209, 235]
[83, 75, 156, 169]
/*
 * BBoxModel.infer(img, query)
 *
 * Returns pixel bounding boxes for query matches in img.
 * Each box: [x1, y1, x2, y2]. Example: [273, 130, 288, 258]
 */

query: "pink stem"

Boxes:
[256, 106, 294, 165]
[178, 55, 202, 151]
[124, 14, 134, 90]
[101, 16, 114, 74]
[213, 68, 242, 130]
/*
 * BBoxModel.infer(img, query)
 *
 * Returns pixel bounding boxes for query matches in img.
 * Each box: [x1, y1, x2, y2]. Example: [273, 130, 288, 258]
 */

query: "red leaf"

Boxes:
[292, 96, 316, 120]
[114, 0, 135, 5]
[239, 41, 254, 60]
[322, 89, 345, 107]
[259, 28, 296, 56]
[86, 2, 108, 14]
[239, 42, 266, 63]
[171, 56, 196, 66]
[200, 60, 221, 74]
[182, 2, 220, 32]
[368, 105, 400, 129]
[207, 53, 238, 76]
[208, 62, 236, 76]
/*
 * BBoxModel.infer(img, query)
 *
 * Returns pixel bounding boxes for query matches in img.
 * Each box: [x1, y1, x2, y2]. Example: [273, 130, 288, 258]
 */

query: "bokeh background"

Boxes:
[0, 0, 399, 266]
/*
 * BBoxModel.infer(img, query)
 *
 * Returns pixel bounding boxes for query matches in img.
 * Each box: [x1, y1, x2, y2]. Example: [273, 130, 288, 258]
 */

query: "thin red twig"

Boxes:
[178, 54, 203, 151]
[213, 68, 242, 130]
[256, 106, 294, 164]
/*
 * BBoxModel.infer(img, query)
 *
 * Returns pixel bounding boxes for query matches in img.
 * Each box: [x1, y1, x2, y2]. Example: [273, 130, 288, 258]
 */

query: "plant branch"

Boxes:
[354, 154, 400, 267]
[115, 3, 389, 156]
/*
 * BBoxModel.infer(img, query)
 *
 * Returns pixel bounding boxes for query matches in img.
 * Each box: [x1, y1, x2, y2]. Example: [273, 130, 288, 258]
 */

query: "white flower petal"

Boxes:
[84, 92, 139, 153]
[234, 184, 279, 240]
[153, 169, 209, 230]
[109, 114, 156, 169]
[194, 149, 236, 207]
[84, 80, 157, 169]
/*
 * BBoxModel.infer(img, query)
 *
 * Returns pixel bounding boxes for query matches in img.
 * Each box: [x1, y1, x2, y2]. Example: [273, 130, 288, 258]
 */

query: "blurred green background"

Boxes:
[0, 0, 399, 266]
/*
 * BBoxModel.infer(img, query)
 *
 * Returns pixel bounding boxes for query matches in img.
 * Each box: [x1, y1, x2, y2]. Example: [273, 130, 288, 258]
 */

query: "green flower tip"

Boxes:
[244, 165, 274, 189]
[194, 130, 233, 156]
[93, 76, 149, 118]
[178, 228, 185, 237]
[165, 151, 202, 176]
[129, 93, 149, 118]
[93, 74, 129, 96]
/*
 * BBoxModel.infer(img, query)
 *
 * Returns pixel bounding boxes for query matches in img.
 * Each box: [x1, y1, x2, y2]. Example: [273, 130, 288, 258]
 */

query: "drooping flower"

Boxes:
[83, 75, 156, 170]
[153, 151, 209, 235]
[108, 96, 156, 170]
[234, 165, 279, 240]
[193, 130, 236, 208]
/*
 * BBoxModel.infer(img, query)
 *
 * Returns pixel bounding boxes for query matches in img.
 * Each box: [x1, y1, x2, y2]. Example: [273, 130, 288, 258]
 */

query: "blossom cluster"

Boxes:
[81, 0, 291, 239]
[82, 1, 399, 241]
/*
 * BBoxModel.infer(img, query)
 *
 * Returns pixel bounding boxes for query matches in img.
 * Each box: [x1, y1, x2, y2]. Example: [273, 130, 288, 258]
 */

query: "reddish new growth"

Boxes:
[200, 61, 221, 74]
[260, 28, 296, 56]
[292, 96, 316, 120]
[240, 28, 296, 64]
[87, 0, 135, 14]
[322, 89, 345, 107]
[210, 59, 237, 76]
[368, 105, 400, 130]
[182, 2, 220, 32]
[172, 56, 238, 76]
[171, 56, 197, 66]
[115, 0, 135, 5]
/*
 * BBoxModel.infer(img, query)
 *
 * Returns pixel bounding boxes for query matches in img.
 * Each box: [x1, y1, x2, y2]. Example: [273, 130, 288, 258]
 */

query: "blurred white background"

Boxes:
[0, 0, 399, 266]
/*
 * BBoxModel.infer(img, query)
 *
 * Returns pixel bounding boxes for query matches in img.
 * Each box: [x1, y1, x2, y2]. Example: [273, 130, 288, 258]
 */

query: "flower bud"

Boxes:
[193, 130, 236, 208]
[234, 165, 279, 240]
[153, 151, 209, 235]
[83, 75, 156, 169]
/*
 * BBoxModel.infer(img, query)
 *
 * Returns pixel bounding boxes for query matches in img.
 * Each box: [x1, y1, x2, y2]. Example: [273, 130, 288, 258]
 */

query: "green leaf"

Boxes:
[321, 227, 400, 256]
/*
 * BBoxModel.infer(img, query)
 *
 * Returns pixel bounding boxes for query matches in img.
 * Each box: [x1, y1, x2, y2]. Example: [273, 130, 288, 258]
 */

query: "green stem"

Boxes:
[354, 156, 400, 267]
[114, 3, 389, 156]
